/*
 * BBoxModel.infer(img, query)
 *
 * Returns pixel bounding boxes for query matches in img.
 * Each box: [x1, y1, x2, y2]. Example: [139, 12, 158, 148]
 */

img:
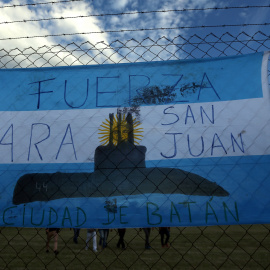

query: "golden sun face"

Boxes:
[98, 114, 143, 146]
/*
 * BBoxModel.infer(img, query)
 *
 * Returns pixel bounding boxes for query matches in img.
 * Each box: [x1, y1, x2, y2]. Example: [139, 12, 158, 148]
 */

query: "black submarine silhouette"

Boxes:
[13, 112, 229, 205]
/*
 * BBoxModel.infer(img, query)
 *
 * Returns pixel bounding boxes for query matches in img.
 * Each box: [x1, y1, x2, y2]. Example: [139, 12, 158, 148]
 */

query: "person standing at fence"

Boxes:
[117, 228, 126, 249]
[85, 229, 98, 252]
[46, 228, 60, 255]
[73, 228, 81, 244]
[99, 229, 109, 249]
[159, 227, 170, 247]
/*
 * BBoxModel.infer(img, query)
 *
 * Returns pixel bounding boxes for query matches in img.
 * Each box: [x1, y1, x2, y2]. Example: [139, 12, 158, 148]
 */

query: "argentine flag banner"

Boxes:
[0, 52, 269, 228]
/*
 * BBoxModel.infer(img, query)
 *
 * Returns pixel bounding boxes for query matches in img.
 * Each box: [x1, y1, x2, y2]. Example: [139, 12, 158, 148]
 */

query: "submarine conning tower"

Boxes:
[94, 112, 147, 170]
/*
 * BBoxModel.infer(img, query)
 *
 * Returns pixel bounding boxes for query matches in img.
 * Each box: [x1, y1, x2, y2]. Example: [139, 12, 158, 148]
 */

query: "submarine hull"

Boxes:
[13, 167, 229, 205]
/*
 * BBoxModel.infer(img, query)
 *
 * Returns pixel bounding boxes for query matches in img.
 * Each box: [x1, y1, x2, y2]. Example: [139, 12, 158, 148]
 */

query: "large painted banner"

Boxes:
[0, 52, 269, 229]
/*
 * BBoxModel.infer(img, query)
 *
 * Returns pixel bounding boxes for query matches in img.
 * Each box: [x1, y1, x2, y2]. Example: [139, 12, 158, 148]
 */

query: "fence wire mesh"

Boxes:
[0, 31, 270, 270]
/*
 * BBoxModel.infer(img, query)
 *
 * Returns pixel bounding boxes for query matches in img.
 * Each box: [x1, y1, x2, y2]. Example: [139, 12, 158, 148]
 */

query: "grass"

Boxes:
[0, 225, 270, 270]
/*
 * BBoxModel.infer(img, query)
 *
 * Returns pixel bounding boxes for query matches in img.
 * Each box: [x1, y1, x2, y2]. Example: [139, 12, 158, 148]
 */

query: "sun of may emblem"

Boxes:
[98, 114, 143, 145]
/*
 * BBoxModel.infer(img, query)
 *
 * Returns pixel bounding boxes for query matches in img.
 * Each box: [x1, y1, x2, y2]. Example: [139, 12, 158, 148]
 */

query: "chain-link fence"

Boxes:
[0, 31, 270, 270]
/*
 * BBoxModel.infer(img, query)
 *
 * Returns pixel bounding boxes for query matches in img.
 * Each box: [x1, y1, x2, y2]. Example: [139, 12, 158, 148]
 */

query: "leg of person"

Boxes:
[53, 232, 59, 255]
[164, 228, 170, 247]
[99, 229, 104, 247]
[77, 229, 80, 240]
[85, 231, 91, 250]
[103, 229, 109, 249]
[119, 229, 126, 249]
[143, 228, 151, 249]
[73, 228, 79, 244]
[92, 231, 97, 252]
[117, 229, 123, 248]
[160, 231, 165, 247]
